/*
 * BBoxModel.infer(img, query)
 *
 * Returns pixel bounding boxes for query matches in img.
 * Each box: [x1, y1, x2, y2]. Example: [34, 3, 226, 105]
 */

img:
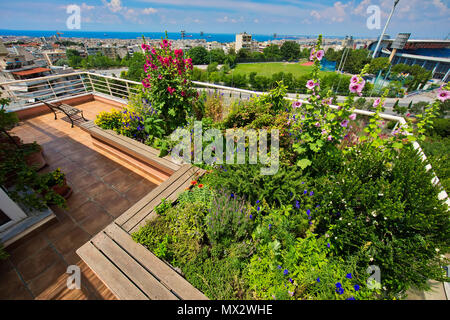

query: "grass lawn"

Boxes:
[230, 62, 329, 78]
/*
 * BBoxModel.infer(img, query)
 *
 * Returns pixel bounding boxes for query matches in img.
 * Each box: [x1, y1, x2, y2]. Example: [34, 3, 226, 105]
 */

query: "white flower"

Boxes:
[435, 248, 440, 252]
[370, 257, 374, 262]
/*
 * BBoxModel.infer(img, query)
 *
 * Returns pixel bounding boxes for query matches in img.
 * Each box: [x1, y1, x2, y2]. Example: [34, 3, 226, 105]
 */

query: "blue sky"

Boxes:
[0, 0, 449, 38]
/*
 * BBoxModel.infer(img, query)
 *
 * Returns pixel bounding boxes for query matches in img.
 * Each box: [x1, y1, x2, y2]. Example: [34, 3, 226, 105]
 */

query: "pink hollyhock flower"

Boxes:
[306, 80, 316, 90]
[315, 122, 320, 127]
[162, 39, 169, 47]
[321, 129, 327, 135]
[349, 82, 364, 96]
[351, 75, 359, 84]
[327, 135, 333, 141]
[158, 74, 163, 80]
[151, 48, 157, 55]
[437, 90, 449, 102]
[292, 101, 302, 108]
[316, 50, 324, 61]
[341, 120, 349, 128]
[373, 98, 381, 107]
[349, 113, 357, 121]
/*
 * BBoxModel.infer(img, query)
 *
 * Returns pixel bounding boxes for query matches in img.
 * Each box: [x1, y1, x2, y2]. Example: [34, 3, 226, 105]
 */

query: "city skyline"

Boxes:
[0, 0, 449, 39]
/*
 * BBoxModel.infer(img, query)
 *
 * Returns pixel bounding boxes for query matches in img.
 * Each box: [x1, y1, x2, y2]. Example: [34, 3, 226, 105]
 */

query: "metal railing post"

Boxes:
[105, 77, 113, 96]
[47, 79, 57, 100]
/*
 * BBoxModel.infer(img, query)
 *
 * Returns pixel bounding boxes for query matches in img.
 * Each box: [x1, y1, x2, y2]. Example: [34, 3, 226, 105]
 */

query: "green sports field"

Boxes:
[230, 62, 328, 78]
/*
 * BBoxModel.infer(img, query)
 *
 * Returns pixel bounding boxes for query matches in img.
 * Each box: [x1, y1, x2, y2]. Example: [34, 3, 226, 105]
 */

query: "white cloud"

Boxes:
[81, 3, 95, 11]
[310, 10, 321, 19]
[103, 0, 122, 13]
[142, 8, 158, 15]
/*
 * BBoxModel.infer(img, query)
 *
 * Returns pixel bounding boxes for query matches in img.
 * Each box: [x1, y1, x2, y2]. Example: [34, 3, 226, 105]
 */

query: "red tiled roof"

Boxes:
[12, 67, 50, 76]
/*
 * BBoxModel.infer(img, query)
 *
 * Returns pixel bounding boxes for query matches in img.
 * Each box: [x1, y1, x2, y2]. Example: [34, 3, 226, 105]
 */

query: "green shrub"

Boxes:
[206, 191, 252, 247]
[94, 109, 122, 131]
[311, 145, 450, 297]
[426, 118, 450, 137]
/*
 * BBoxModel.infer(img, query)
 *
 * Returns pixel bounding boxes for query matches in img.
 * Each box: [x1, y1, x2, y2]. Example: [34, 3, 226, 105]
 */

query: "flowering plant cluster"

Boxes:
[141, 34, 198, 132]
[289, 35, 362, 169]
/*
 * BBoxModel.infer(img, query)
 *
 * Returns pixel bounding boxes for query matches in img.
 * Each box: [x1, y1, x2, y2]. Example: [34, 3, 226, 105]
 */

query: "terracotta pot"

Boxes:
[51, 178, 72, 199]
[25, 145, 47, 171]
[0, 135, 22, 146]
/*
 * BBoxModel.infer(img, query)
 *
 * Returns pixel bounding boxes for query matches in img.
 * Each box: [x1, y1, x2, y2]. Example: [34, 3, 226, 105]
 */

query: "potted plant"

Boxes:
[40, 168, 72, 200]
[22, 142, 47, 171]
[0, 98, 21, 147]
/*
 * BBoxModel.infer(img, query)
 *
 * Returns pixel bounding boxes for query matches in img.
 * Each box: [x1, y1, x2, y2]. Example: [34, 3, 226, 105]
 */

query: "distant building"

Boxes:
[368, 39, 450, 81]
[42, 50, 67, 66]
[341, 36, 354, 49]
[235, 32, 253, 52]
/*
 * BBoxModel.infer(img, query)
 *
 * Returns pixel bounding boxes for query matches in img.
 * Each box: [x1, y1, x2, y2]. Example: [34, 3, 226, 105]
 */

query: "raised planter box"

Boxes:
[81, 121, 180, 184]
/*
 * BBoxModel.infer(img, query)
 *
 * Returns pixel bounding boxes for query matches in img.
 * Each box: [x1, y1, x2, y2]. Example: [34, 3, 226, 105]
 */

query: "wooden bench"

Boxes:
[40, 100, 87, 128]
[77, 163, 207, 300]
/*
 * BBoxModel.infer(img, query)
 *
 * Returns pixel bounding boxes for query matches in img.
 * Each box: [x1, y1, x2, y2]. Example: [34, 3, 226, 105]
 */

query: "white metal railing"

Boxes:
[0, 72, 142, 111]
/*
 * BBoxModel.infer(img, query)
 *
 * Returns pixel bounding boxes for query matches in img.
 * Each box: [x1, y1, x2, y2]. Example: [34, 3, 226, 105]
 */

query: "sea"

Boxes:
[0, 29, 345, 43]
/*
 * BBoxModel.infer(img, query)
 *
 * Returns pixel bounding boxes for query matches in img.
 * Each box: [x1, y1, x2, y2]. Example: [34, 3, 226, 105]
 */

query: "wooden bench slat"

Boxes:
[129, 169, 203, 233]
[92, 232, 178, 300]
[123, 166, 200, 232]
[104, 224, 208, 300]
[115, 164, 193, 226]
[76, 241, 147, 300]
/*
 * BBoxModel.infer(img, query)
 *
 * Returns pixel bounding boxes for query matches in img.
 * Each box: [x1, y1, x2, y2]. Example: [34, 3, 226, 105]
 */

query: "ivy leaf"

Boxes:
[392, 142, 403, 149]
[297, 158, 312, 169]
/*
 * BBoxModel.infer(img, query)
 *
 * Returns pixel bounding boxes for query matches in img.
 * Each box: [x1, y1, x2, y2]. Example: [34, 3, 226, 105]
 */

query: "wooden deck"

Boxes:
[77, 125, 207, 300]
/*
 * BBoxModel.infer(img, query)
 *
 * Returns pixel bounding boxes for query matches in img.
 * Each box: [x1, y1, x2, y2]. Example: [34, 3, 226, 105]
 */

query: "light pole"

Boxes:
[372, 0, 400, 59]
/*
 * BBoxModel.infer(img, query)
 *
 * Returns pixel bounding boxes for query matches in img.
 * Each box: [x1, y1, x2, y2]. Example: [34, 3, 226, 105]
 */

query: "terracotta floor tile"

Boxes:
[42, 215, 76, 243]
[103, 169, 139, 193]
[53, 226, 90, 255]
[69, 200, 104, 222]
[81, 180, 113, 199]
[67, 171, 99, 192]
[93, 189, 132, 218]
[0, 269, 33, 300]
[27, 260, 68, 297]
[64, 191, 89, 211]
[125, 179, 157, 204]
[81, 210, 112, 236]
[8, 235, 49, 266]
[16, 245, 62, 282]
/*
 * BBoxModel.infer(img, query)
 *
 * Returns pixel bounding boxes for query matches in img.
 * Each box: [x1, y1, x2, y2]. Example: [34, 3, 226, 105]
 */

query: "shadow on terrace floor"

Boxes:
[0, 100, 158, 300]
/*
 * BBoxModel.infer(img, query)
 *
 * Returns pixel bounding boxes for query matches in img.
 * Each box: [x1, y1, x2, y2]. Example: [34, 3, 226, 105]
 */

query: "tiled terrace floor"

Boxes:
[0, 100, 158, 300]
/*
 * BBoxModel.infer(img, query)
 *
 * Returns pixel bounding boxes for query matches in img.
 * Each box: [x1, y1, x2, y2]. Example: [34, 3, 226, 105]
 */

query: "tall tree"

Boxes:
[280, 41, 300, 60]
[188, 46, 209, 65]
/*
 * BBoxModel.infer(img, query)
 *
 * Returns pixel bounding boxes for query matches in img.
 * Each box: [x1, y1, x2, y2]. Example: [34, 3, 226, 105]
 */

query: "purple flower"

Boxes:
[327, 243, 331, 248]
[278, 265, 282, 269]
[346, 273, 352, 279]
[341, 120, 349, 128]
[268, 224, 272, 230]
[306, 209, 311, 216]
[295, 200, 300, 209]
[316, 277, 320, 282]
[327, 135, 333, 141]
[354, 284, 360, 291]
[283, 269, 289, 276]
[309, 191, 314, 196]
[249, 214, 253, 220]
[347, 296, 356, 300]
[289, 278, 293, 283]
[304, 190, 307, 195]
